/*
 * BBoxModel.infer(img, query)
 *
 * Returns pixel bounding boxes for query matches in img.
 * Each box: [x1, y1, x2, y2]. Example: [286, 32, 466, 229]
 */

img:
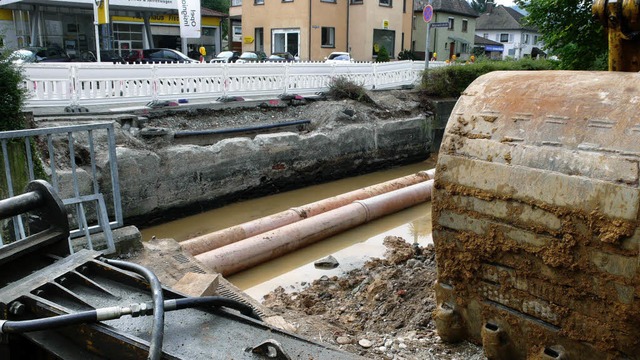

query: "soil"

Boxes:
[138, 90, 482, 359]
[261, 236, 485, 360]
[139, 88, 432, 136]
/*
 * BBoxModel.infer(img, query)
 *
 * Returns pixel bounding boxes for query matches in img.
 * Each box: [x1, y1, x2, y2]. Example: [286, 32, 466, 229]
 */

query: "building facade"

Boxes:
[412, 0, 478, 61]
[230, 0, 414, 62]
[0, 0, 225, 60]
[475, 2, 543, 60]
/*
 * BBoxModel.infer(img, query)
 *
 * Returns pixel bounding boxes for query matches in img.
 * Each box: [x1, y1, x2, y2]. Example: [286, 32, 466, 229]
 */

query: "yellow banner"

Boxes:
[96, 0, 110, 25]
[0, 9, 13, 21]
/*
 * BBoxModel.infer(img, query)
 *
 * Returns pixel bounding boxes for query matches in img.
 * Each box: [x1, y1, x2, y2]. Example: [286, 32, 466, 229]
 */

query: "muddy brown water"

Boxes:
[141, 158, 435, 300]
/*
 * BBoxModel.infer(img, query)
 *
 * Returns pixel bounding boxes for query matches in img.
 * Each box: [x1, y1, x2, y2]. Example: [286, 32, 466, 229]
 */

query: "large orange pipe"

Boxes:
[181, 169, 435, 256]
[195, 179, 434, 276]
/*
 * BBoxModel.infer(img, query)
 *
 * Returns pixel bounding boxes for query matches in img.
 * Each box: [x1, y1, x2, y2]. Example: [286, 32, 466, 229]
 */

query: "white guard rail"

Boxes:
[21, 60, 447, 108]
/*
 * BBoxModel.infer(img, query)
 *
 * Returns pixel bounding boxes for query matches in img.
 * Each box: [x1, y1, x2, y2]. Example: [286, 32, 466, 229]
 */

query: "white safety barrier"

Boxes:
[20, 60, 447, 108]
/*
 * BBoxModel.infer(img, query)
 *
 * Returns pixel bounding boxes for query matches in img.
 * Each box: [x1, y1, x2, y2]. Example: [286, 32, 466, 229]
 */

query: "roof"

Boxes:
[202, 7, 227, 17]
[414, 0, 479, 18]
[476, 5, 536, 31]
[474, 35, 502, 46]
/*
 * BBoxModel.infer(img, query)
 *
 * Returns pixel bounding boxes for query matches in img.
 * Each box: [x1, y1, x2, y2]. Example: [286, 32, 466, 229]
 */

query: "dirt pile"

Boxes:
[262, 236, 485, 360]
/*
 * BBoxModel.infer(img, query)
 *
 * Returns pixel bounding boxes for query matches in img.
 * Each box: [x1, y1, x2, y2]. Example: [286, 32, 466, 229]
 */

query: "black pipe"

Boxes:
[173, 119, 310, 138]
[0, 191, 43, 220]
[101, 258, 164, 360]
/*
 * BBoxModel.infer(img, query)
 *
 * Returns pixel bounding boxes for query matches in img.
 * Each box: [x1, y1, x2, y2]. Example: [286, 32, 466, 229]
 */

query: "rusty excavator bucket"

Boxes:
[432, 2, 640, 359]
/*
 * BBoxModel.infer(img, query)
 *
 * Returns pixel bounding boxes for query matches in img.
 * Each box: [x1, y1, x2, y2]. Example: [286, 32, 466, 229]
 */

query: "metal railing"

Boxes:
[21, 60, 447, 108]
[0, 122, 122, 254]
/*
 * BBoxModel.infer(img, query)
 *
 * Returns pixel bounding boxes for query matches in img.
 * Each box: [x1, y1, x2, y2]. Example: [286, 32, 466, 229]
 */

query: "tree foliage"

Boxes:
[469, 0, 488, 14]
[202, 0, 229, 13]
[376, 46, 390, 62]
[516, 0, 607, 70]
[0, 55, 28, 131]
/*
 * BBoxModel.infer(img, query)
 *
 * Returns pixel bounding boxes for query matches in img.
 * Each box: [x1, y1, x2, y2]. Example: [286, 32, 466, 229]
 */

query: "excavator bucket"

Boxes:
[432, 70, 640, 359]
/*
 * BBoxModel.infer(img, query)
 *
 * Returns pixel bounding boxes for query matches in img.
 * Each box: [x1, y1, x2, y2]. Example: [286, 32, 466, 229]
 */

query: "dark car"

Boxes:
[267, 52, 298, 62]
[125, 48, 198, 64]
[9, 47, 71, 64]
[124, 49, 144, 63]
[77, 50, 125, 64]
[235, 51, 267, 63]
[210, 51, 241, 63]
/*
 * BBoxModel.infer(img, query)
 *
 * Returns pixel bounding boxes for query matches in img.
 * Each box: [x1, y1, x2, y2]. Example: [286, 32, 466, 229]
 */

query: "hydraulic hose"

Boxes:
[167, 296, 261, 320]
[100, 258, 164, 360]
[0, 297, 262, 333]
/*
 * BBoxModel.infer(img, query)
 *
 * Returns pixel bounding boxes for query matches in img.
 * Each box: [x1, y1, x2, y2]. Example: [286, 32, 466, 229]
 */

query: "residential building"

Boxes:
[412, 0, 478, 61]
[475, 1, 543, 60]
[230, 0, 414, 62]
[473, 34, 503, 59]
[0, 1, 225, 60]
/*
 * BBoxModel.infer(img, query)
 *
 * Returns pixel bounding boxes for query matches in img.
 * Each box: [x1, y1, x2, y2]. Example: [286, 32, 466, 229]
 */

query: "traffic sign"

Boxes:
[423, 5, 433, 23]
[430, 22, 449, 28]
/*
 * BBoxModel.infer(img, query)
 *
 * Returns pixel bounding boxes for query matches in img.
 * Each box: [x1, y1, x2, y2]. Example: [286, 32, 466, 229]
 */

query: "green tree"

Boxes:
[0, 54, 28, 131]
[376, 46, 390, 62]
[202, 0, 229, 13]
[470, 0, 488, 14]
[516, 0, 607, 70]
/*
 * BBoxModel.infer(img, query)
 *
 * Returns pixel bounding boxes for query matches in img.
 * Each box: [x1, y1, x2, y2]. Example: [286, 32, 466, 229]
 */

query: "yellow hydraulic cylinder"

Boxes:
[593, 0, 640, 71]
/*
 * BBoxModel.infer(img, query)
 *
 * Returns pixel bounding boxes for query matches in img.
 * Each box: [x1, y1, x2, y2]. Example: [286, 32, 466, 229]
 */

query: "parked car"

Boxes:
[210, 51, 241, 63]
[324, 52, 353, 64]
[235, 51, 267, 63]
[267, 52, 298, 62]
[77, 50, 126, 64]
[123, 49, 144, 63]
[124, 48, 198, 64]
[144, 48, 199, 63]
[9, 47, 71, 64]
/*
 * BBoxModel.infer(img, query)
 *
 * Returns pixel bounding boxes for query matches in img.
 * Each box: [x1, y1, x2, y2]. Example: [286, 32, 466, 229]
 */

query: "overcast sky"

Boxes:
[493, 0, 516, 6]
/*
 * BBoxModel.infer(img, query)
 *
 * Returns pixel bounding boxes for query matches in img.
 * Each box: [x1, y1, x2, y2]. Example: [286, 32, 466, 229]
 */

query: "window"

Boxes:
[372, 29, 395, 58]
[534, 35, 539, 44]
[321, 0, 336, 2]
[523, 34, 530, 44]
[321, 27, 335, 48]
[461, 43, 468, 53]
[500, 33, 509, 42]
[255, 28, 264, 52]
[232, 26, 242, 42]
[462, 19, 468, 32]
[283, 0, 293, 2]
[351, 0, 363, 3]
[255, 0, 264, 4]
[379, 0, 392, 6]
[448, 17, 454, 30]
[231, 0, 242, 6]
[403, 0, 406, 13]
[483, 33, 488, 39]
[272, 28, 300, 56]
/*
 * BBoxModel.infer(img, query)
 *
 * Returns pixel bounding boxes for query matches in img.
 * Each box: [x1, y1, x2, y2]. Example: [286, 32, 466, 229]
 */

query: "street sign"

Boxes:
[423, 5, 433, 23]
[430, 22, 449, 28]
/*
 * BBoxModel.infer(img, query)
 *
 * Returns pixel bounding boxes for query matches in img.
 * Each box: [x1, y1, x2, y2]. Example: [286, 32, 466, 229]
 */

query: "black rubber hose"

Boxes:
[170, 296, 261, 321]
[1, 310, 97, 333]
[101, 258, 164, 360]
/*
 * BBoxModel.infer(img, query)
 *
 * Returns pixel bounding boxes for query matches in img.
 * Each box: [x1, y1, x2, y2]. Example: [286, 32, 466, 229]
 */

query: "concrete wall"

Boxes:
[100, 116, 431, 224]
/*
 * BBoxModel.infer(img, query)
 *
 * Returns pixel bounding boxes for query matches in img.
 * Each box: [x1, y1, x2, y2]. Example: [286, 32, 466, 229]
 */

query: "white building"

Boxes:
[475, 1, 544, 60]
